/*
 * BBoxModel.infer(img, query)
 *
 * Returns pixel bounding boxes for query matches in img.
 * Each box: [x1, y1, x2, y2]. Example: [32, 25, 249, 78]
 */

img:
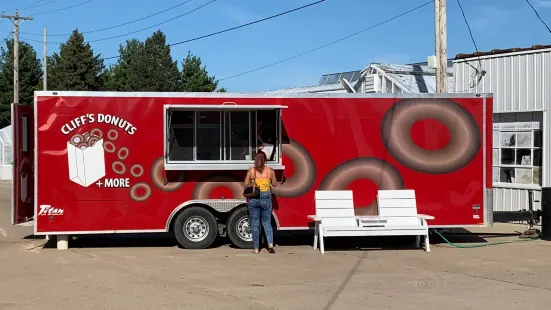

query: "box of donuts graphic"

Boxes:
[67, 129, 106, 187]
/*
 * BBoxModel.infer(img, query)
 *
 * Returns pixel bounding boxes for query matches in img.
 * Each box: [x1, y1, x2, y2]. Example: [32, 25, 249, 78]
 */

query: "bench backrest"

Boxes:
[376, 190, 420, 226]
[314, 190, 357, 227]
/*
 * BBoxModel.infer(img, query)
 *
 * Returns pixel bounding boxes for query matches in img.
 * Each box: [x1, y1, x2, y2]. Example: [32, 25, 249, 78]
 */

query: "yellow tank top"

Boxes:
[254, 168, 272, 192]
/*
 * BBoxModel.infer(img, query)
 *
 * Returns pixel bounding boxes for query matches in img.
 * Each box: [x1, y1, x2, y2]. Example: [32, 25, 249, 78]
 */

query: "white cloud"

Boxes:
[534, 0, 551, 8]
[211, 3, 260, 25]
[470, 5, 514, 32]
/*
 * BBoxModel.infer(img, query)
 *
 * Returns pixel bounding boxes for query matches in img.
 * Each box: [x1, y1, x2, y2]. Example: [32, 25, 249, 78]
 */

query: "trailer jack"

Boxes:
[519, 209, 541, 239]
[519, 190, 541, 239]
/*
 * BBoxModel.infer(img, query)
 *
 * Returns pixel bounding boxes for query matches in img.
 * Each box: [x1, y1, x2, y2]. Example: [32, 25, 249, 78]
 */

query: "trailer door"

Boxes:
[11, 103, 34, 225]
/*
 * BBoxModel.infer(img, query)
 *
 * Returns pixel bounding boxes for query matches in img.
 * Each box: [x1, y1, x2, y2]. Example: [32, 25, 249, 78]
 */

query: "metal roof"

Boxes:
[255, 83, 346, 94]
[385, 72, 454, 93]
[257, 62, 455, 94]
[373, 63, 453, 74]
[455, 44, 551, 60]
[372, 63, 454, 93]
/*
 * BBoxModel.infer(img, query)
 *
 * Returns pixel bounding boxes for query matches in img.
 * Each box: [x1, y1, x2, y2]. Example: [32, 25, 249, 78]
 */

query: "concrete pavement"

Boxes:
[1, 181, 550, 309]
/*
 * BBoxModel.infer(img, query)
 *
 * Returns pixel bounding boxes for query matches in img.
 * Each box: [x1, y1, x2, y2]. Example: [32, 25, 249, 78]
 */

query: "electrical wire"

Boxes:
[21, 0, 195, 36]
[21, 0, 327, 55]
[169, 0, 327, 47]
[98, 0, 327, 59]
[524, 0, 551, 34]
[23, 0, 218, 45]
[218, 0, 433, 81]
[20, 0, 49, 10]
[1, 0, 62, 12]
[455, 0, 485, 89]
[455, 0, 478, 53]
[30, 0, 95, 16]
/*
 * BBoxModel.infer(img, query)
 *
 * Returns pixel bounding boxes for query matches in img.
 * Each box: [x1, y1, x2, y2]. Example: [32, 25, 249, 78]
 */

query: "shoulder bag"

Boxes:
[243, 169, 260, 198]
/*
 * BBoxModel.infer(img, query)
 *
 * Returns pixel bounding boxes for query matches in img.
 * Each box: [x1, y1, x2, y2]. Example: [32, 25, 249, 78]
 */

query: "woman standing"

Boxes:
[244, 150, 279, 254]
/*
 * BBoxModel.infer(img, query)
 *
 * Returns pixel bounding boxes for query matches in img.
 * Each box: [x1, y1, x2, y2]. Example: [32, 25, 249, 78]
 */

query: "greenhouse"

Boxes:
[0, 125, 13, 181]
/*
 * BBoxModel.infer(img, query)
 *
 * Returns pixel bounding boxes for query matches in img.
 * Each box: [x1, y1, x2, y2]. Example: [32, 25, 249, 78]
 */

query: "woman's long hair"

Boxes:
[254, 151, 267, 173]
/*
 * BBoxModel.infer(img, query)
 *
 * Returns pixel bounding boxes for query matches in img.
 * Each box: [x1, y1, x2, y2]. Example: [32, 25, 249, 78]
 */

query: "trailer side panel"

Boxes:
[34, 93, 490, 233]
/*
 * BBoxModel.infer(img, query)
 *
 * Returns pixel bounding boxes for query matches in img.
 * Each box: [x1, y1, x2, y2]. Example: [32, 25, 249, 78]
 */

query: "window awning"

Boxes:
[165, 104, 288, 110]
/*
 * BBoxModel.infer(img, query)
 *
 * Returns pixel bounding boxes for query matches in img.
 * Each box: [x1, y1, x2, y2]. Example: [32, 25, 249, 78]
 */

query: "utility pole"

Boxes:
[1, 10, 34, 103]
[43, 27, 47, 91]
[434, 0, 447, 93]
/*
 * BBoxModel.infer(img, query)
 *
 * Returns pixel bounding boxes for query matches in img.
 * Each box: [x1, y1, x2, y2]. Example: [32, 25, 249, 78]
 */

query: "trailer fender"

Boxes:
[165, 200, 281, 232]
[224, 205, 281, 229]
[165, 199, 246, 231]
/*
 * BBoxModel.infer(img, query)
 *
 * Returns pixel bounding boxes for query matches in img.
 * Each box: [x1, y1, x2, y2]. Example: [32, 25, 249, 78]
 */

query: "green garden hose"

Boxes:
[433, 230, 538, 248]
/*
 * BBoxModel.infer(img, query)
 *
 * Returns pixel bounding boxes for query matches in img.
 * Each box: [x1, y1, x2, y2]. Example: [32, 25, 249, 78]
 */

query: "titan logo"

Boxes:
[38, 205, 64, 216]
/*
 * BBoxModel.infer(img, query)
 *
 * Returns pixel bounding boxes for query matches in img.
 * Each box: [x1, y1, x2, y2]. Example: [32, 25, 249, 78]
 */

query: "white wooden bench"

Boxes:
[307, 189, 434, 254]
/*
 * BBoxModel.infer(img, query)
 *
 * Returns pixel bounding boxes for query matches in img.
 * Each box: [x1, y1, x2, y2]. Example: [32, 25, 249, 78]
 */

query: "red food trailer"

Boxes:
[11, 91, 493, 249]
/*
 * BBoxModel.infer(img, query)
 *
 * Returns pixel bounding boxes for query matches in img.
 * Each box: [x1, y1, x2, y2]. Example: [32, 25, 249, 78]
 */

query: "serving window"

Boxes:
[164, 104, 286, 170]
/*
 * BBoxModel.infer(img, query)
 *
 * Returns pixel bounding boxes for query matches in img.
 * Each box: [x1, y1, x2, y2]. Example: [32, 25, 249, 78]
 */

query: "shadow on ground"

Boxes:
[31, 227, 527, 251]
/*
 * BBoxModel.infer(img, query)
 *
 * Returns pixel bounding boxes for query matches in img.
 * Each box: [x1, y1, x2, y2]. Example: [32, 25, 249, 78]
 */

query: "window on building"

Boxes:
[165, 105, 285, 170]
[492, 112, 542, 186]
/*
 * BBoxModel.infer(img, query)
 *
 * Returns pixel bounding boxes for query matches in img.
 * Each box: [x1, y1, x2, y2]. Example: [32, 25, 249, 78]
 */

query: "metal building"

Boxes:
[258, 62, 453, 94]
[453, 45, 551, 214]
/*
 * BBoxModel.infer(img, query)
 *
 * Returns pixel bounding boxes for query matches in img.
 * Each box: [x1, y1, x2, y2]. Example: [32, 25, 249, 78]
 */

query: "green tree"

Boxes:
[47, 29, 105, 91]
[108, 30, 181, 92]
[181, 51, 223, 92]
[0, 38, 42, 127]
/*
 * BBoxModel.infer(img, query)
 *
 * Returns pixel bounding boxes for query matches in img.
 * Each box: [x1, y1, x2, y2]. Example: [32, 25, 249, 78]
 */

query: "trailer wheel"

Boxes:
[173, 206, 218, 249]
[227, 207, 266, 249]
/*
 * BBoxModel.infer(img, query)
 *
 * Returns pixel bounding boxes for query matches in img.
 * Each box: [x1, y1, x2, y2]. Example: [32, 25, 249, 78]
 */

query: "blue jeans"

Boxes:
[247, 191, 274, 249]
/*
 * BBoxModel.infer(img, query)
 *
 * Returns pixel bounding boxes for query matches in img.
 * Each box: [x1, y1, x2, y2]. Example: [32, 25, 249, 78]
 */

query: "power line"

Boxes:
[30, 0, 95, 16]
[219, 0, 433, 81]
[454, 0, 485, 89]
[455, 0, 478, 53]
[170, 0, 326, 47]
[524, 0, 551, 34]
[23, 0, 326, 52]
[21, 0, 49, 10]
[103, 0, 327, 60]
[1, 0, 61, 12]
[23, 0, 217, 44]
[21, 0, 194, 36]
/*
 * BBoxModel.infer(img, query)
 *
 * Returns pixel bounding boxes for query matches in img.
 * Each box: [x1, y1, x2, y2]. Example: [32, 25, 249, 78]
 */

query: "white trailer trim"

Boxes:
[166, 104, 288, 110]
[10, 103, 15, 225]
[34, 229, 167, 236]
[34, 97, 38, 235]
[483, 96, 493, 227]
[164, 104, 287, 171]
[34, 90, 492, 99]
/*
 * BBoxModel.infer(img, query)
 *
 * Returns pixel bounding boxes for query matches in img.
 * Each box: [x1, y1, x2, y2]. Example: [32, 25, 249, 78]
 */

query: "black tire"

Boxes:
[227, 207, 267, 249]
[173, 206, 218, 249]
[227, 207, 253, 249]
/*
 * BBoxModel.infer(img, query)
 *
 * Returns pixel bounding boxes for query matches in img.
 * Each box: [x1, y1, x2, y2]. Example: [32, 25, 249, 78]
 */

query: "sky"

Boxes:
[0, 0, 550, 92]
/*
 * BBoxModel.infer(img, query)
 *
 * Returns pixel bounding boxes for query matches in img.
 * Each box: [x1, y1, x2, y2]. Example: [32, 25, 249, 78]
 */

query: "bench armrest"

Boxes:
[307, 215, 323, 222]
[418, 214, 435, 220]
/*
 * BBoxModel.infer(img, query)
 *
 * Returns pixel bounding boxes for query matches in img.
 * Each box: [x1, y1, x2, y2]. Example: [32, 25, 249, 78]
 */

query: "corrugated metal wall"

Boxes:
[453, 49, 551, 213]
[453, 49, 551, 112]
[494, 187, 541, 212]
